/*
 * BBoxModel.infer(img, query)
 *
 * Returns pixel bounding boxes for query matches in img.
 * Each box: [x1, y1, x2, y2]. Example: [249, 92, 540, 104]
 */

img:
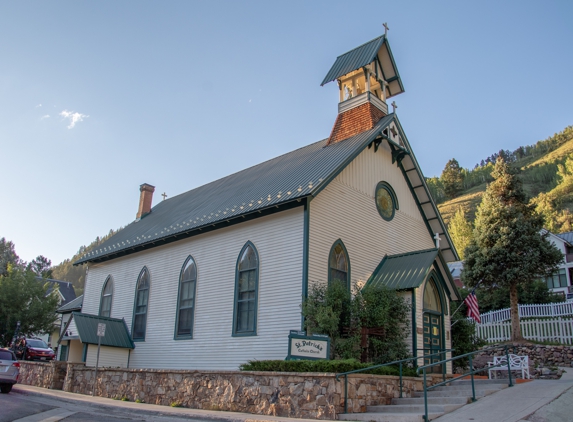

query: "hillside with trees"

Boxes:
[51, 228, 121, 296]
[428, 125, 573, 241]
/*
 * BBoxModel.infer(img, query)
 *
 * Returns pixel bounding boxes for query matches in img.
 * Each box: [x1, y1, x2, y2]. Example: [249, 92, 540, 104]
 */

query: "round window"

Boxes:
[375, 182, 396, 221]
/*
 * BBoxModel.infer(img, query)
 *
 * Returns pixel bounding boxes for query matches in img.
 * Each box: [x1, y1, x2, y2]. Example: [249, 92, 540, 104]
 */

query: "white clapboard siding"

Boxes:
[86, 345, 129, 368]
[308, 144, 434, 287]
[400, 292, 414, 354]
[67, 339, 85, 363]
[83, 208, 304, 370]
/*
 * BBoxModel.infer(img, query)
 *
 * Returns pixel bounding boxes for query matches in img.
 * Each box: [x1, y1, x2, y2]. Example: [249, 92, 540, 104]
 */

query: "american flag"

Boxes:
[465, 291, 481, 323]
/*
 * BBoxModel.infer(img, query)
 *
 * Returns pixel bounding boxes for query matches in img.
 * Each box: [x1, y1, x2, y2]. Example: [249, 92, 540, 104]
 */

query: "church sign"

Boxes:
[287, 331, 330, 360]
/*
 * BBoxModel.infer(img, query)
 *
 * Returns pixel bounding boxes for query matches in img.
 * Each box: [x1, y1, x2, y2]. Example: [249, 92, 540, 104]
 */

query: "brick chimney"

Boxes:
[327, 100, 386, 145]
[136, 183, 155, 220]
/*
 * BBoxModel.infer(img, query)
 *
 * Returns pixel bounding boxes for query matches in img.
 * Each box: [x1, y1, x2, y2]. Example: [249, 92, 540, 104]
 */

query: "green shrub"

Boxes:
[301, 281, 410, 363]
[239, 358, 417, 377]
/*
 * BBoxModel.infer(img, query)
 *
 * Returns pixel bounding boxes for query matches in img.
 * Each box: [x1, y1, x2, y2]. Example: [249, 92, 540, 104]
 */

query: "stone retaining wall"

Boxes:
[476, 344, 573, 367]
[20, 363, 445, 419]
[19, 361, 67, 390]
[472, 344, 573, 379]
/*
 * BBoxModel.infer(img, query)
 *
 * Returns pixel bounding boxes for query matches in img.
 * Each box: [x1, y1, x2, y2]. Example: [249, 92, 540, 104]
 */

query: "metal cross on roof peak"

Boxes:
[434, 233, 441, 249]
[391, 101, 398, 113]
[383, 22, 389, 36]
[161, 192, 168, 201]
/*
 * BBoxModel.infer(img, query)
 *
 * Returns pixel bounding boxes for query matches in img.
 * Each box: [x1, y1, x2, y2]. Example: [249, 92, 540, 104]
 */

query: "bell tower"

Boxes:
[322, 31, 405, 145]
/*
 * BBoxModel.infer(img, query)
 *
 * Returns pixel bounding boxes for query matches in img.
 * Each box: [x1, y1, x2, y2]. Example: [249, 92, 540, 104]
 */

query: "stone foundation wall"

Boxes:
[19, 361, 67, 390]
[476, 344, 573, 367]
[61, 365, 428, 419]
[473, 344, 573, 378]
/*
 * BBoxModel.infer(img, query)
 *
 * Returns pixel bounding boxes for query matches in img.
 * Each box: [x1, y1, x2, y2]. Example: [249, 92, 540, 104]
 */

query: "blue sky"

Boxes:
[1, 1, 572, 266]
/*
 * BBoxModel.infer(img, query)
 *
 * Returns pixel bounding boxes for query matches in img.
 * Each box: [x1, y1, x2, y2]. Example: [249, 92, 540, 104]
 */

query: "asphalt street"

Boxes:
[1, 386, 221, 422]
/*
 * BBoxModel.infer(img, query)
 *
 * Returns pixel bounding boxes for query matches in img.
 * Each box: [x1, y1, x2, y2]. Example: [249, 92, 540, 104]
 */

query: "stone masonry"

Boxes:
[473, 343, 573, 379]
[20, 362, 429, 419]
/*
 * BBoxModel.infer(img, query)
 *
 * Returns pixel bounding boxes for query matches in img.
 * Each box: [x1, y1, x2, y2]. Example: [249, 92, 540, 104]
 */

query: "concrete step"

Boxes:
[338, 412, 442, 422]
[367, 404, 445, 414]
[367, 404, 464, 414]
[337, 378, 508, 422]
[412, 389, 496, 398]
[392, 396, 469, 406]
[450, 379, 511, 386]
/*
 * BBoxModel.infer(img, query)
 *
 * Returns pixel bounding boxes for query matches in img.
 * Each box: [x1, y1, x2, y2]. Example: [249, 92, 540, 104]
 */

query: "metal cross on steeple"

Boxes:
[162, 192, 168, 201]
[391, 101, 398, 113]
[383, 22, 389, 36]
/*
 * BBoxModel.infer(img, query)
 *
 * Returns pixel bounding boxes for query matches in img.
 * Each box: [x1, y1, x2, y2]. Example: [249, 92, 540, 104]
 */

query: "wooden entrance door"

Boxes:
[423, 312, 442, 373]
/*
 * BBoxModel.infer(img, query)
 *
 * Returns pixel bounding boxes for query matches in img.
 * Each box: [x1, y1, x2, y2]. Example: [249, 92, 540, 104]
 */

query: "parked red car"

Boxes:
[15, 338, 55, 361]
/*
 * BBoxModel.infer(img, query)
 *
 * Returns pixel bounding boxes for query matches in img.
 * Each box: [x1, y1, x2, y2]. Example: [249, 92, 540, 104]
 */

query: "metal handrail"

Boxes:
[335, 349, 454, 414]
[417, 345, 514, 422]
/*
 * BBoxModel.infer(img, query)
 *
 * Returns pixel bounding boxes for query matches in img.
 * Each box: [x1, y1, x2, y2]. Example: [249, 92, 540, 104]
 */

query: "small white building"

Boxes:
[61, 34, 460, 371]
[544, 231, 573, 298]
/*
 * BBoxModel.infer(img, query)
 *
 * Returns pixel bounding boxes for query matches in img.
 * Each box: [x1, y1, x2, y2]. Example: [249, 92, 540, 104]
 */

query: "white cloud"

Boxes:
[40, 115, 50, 120]
[59, 110, 89, 129]
[36, 104, 42, 108]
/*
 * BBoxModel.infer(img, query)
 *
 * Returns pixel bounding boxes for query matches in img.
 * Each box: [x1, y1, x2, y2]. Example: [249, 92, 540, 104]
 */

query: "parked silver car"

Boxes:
[0, 348, 20, 393]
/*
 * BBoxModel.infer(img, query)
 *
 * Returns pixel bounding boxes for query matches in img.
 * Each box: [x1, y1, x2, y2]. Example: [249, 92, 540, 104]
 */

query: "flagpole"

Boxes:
[451, 279, 483, 326]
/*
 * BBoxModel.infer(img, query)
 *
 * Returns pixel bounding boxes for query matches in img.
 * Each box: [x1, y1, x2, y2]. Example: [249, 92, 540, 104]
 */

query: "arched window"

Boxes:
[233, 242, 259, 336]
[175, 256, 197, 339]
[132, 267, 150, 340]
[329, 240, 350, 289]
[99, 276, 114, 317]
[423, 278, 442, 313]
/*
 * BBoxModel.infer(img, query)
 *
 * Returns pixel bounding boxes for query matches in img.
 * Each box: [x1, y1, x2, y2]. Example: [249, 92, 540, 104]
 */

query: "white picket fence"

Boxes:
[473, 317, 573, 345]
[478, 301, 573, 324]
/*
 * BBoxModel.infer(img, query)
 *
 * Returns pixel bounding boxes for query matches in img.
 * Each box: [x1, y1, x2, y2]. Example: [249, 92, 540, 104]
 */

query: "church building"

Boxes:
[61, 33, 460, 370]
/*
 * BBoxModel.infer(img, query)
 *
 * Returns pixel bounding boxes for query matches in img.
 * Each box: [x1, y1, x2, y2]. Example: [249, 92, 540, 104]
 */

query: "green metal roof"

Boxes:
[366, 248, 439, 290]
[57, 294, 83, 313]
[71, 312, 135, 349]
[320, 34, 405, 97]
[75, 114, 397, 265]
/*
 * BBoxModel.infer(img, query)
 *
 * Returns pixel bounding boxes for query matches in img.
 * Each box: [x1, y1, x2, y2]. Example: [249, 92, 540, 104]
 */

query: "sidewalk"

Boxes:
[14, 384, 323, 422]
[434, 368, 573, 422]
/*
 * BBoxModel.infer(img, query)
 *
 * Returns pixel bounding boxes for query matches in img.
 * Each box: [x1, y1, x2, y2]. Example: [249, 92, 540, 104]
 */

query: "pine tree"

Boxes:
[463, 158, 563, 341]
[441, 158, 464, 199]
[448, 207, 473, 259]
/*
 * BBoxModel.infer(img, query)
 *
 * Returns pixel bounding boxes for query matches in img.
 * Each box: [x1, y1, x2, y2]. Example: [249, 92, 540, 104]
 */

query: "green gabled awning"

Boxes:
[71, 312, 135, 349]
[366, 248, 439, 290]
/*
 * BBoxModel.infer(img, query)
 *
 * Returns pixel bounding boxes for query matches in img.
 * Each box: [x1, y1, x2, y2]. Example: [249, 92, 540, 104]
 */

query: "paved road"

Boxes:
[6, 385, 320, 422]
[2, 386, 219, 422]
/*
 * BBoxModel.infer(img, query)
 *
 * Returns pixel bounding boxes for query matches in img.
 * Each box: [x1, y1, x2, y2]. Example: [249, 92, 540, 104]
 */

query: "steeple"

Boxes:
[322, 34, 404, 145]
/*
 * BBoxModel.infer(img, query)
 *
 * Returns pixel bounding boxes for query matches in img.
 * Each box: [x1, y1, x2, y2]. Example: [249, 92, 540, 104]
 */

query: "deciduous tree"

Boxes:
[463, 158, 563, 341]
[448, 207, 473, 259]
[0, 267, 59, 346]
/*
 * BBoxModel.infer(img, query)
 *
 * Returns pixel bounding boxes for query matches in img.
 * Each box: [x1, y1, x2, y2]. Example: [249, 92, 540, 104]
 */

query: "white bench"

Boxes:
[488, 354, 530, 379]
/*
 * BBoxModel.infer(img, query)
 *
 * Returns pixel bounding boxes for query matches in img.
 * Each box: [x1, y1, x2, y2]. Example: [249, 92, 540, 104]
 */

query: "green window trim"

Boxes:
[328, 239, 350, 291]
[232, 241, 259, 337]
[99, 276, 114, 318]
[132, 267, 150, 341]
[375, 181, 399, 221]
[174, 255, 198, 340]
